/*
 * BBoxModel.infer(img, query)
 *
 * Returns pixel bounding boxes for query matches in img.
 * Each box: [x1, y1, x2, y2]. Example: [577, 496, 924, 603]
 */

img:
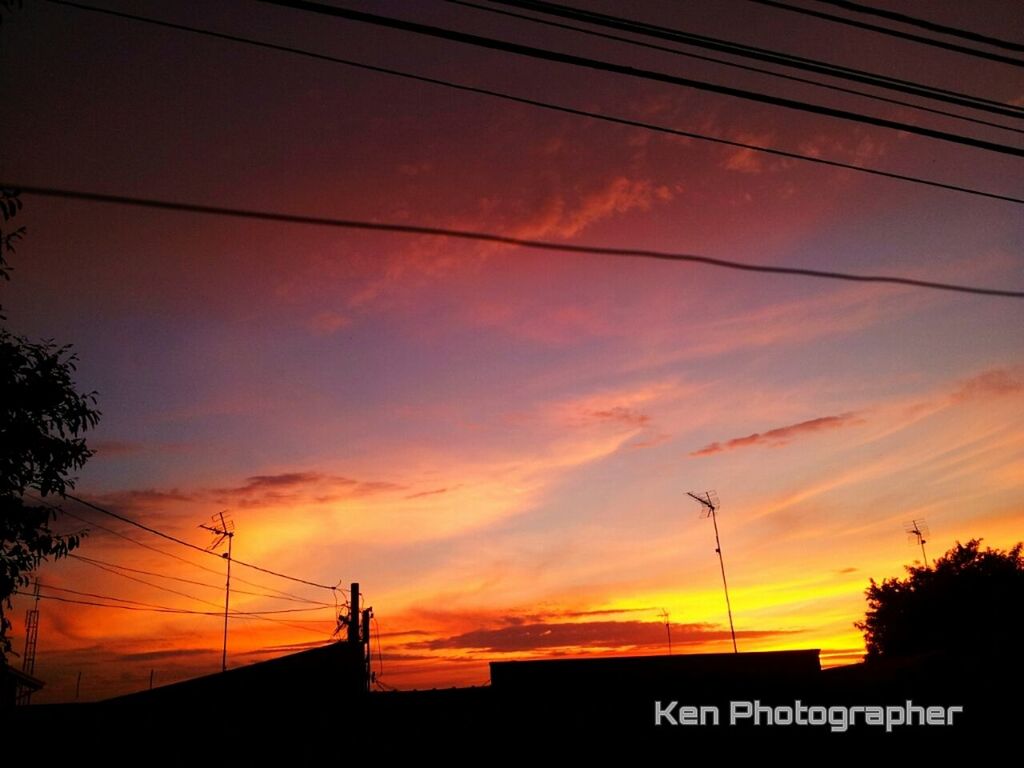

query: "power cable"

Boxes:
[813, 0, 1024, 52]
[257, 0, 1024, 156]
[745, 0, 1023, 66]
[7, 183, 1023, 299]
[447, 0, 1023, 135]
[71, 556, 227, 609]
[490, 0, 1024, 117]
[62, 492, 340, 590]
[53, 500, 329, 601]
[22, 586, 334, 616]
[68, 552, 333, 605]
[40, 1, 1022, 203]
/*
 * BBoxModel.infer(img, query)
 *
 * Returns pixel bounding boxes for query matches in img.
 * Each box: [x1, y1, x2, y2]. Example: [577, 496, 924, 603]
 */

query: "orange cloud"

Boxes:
[691, 412, 863, 456]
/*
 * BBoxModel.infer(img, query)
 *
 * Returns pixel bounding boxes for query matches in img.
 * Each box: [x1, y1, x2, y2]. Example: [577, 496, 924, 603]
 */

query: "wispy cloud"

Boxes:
[508, 176, 674, 241]
[90, 440, 146, 456]
[211, 472, 403, 506]
[405, 487, 452, 500]
[692, 412, 863, 456]
[950, 368, 1024, 403]
[582, 406, 651, 428]
[308, 310, 351, 335]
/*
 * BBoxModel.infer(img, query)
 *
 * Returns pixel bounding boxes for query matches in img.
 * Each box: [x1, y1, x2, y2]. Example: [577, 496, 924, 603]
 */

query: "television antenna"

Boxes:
[200, 511, 234, 672]
[659, 608, 672, 655]
[905, 519, 931, 566]
[687, 490, 738, 653]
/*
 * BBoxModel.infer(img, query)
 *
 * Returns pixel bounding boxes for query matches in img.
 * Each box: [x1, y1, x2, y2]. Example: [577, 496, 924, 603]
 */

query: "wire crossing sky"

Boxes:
[37, 0, 1024, 204]
[258, 0, 1024, 156]
[6, 183, 1024, 298]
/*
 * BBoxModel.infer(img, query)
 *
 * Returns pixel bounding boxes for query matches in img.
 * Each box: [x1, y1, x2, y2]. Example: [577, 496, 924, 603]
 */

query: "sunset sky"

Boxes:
[2, 0, 1022, 701]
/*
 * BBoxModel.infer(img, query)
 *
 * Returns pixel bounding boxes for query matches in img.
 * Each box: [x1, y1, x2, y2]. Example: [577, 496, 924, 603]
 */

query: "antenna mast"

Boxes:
[200, 511, 234, 672]
[687, 490, 738, 654]
[659, 608, 672, 655]
[905, 519, 931, 566]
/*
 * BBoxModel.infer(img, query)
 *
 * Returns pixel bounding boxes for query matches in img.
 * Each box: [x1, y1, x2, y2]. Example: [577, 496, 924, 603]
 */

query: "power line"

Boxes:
[38, 583, 195, 610]
[7, 183, 1024, 299]
[38, 491, 344, 603]
[23, 496, 338, 636]
[446, 0, 1023, 135]
[69, 555, 332, 615]
[68, 553, 334, 605]
[24, 586, 333, 616]
[745, 0, 1023, 66]
[71, 555, 227, 609]
[813, 1, 1024, 53]
[62, 492, 340, 590]
[39, 1, 1022, 204]
[62, 492, 214, 555]
[43, 494, 345, 605]
[39, 3, 1024, 205]
[490, 0, 1024, 117]
[43, 500, 225, 574]
[18, 591, 333, 629]
[258, 0, 1024, 156]
[19, 593, 214, 618]
[35, 492, 343, 595]
[67, 552, 241, 590]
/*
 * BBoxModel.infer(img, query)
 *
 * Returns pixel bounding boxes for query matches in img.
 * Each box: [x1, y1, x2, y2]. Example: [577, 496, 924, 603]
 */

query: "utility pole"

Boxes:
[362, 607, 373, 691]
[200, 512, 234, 672]
[688, 490, 738, 654]
[346, 583, 372, 691]
[348, 582, 360, 645]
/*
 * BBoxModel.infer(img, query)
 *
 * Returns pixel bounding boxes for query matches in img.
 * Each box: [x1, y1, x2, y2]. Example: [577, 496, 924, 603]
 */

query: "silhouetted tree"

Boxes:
[0, 190, 100, 664]
[856, 539, 1024, 660]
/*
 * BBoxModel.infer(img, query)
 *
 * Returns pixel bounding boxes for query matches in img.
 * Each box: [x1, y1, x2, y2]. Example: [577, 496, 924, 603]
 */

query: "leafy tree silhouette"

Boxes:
[856, 539, 1024, 660]
[1, 190, 101, 664]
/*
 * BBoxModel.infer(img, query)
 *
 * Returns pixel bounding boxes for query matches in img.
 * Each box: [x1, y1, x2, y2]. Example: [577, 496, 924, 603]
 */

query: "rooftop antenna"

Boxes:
[905, 519, 931, 567]
[687, 490, 738, 654]
[200, 511, 234, 672]
[659, 608, 672, 655]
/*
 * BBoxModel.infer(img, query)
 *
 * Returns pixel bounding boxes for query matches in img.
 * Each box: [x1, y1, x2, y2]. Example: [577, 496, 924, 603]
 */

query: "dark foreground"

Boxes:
[7, 650, 1020, 760]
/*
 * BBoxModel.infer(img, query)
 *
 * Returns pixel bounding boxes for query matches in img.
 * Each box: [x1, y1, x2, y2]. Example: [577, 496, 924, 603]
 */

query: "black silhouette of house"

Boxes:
[490, 649, 822, 692]
[106, 640, 366, 709]
[1, 664, 44, 707]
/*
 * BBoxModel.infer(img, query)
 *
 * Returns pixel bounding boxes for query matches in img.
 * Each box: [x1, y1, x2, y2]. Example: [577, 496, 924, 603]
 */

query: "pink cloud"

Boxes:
[950, 369, 1024, 403]
[308, 310, 351, 335]
[586, 406, 651, 428]
[692, 412, 863, 456]
[509, 176, 673, 240]
[210, 471, 402, 507]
